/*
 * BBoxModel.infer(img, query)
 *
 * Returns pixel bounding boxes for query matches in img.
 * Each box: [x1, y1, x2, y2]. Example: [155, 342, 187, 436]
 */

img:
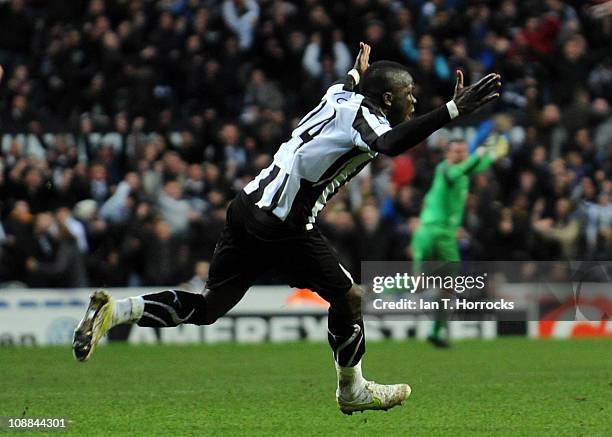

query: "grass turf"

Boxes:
[0, 338, 610, 436]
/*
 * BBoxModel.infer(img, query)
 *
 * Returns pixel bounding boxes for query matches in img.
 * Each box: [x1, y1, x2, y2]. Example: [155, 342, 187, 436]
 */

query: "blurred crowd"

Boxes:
[0, 0, 610, 288]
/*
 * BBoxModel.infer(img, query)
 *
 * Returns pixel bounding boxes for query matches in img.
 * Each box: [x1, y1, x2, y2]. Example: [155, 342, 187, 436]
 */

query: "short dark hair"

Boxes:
[359, 61, 412, 99]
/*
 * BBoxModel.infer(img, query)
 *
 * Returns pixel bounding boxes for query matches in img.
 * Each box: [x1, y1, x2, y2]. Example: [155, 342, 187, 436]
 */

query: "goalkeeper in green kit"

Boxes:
[411, 132, 508, 347]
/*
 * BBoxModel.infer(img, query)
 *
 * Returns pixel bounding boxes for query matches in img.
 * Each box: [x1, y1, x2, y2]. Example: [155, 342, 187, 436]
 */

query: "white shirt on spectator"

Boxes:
[303, 40, 352, 79]
[222, 0, 260, 50]
[158, 192, 193, 235]
[64, 216, 89, 253]
[100, 181, 132, 224]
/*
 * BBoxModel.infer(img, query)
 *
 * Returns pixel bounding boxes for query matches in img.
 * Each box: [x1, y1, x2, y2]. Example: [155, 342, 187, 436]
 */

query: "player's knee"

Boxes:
[331, 284, 363, 321]
[347, 284, 363, 311]
[199, 290, 228, 325]
[201, 308, 219, 325]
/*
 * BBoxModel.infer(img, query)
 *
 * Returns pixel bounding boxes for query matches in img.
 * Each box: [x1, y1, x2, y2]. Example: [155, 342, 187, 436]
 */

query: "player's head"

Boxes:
[446, 140, 469, 163]
[360, 61, 416, 127]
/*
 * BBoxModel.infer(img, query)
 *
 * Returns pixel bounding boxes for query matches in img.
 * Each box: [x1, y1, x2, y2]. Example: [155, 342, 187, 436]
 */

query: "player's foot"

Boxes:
[73, 290, 114, 362]
[427, 335, 451, 348]
[337, 381, 411, 415]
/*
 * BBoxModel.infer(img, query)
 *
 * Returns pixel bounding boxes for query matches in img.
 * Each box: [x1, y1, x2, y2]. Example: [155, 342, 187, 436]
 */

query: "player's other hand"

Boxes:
[453, 70, 501, 115]
[354, 42, 371, 76]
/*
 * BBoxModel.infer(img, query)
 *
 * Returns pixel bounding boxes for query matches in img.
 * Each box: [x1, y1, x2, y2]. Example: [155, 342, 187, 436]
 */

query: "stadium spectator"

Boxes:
[533, 197, 581, 259]
[356, 203, 396, 263]
[25, 213, 88, 288]
[302, 31, 352, 104]
[222, 0, 260, 51]
[157, 179, 199, 236]
[141, 218, 190, 286]
[186, 260, 210, 292]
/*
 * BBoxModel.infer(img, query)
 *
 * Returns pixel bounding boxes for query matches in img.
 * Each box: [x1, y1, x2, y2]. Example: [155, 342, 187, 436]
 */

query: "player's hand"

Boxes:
[354, 42, 371, 76]
[0, 65, 3, 83]
[453, 70, 501, 115]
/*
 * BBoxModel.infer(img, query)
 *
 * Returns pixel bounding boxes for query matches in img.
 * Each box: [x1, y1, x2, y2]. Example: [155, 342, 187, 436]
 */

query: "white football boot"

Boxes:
[337, 380, 411, 415]
[72, 290, 115, 362]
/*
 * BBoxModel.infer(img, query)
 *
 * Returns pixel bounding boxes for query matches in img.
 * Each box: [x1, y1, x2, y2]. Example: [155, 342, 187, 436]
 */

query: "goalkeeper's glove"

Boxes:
[477, 134, 509, 160]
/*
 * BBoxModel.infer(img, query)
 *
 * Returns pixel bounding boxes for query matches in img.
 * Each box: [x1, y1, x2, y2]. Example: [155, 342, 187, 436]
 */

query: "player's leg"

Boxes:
[72, 286, 212, 361]
[411, 225, 448, 346]
[428, 229, 460, 348]
[410, 224, 434, 263]
[327, 284, 367, 401]
[278, 231, 410, 414]
[73, 200, 262, 361]
[327, 284, 410, 414]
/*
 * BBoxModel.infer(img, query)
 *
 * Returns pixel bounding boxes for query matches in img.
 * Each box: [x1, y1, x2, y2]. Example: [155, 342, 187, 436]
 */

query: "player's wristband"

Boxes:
[446, 100, 460, 119]
[347, 69, 360, 85]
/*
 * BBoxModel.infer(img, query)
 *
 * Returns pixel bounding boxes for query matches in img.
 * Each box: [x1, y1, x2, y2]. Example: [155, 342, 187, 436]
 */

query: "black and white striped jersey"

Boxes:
[242, 82, 392, 230]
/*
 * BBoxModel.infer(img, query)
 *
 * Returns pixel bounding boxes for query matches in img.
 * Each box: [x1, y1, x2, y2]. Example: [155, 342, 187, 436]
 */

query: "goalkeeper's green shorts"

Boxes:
[411, 224, 460, 262]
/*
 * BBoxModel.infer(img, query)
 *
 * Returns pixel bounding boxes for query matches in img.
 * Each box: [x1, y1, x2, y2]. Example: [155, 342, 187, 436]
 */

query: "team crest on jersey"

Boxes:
[333, 91, 350, 104]
[377, 116, 390, 125]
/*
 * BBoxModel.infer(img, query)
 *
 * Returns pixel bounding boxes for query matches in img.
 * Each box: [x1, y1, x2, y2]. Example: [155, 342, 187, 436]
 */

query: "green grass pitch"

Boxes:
[1, 338, 610, 436]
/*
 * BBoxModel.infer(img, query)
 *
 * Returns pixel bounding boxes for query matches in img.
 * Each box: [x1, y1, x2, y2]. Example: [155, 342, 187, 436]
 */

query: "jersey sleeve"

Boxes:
[469, 153, 494, 175]
[350, 104, 392, 151]
[443, 154, 483, 183]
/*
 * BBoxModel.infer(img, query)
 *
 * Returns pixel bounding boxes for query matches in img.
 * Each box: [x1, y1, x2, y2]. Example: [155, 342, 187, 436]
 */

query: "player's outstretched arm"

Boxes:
[373, 71, 501, 156]
[445, 133, 509, 181]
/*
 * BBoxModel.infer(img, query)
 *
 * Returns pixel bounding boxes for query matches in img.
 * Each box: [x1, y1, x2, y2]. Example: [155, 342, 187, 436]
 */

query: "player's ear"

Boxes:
[382, 91, 393, 108]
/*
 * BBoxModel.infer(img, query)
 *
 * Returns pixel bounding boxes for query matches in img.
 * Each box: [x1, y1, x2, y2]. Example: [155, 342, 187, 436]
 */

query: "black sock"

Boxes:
[328, 311, 365, 367]
[137, 290, 208, 327]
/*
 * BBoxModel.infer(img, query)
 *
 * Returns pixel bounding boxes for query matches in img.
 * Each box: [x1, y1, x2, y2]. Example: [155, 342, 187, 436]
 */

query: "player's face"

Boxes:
[404, 83, 417, 120]
[388, 81, 416, 126]
[447, 142, 468, 163]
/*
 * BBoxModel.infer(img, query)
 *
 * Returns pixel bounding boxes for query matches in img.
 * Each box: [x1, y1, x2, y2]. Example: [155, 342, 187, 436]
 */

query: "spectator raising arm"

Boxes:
[302, 33, 323, 77]
[332, 33, 352, 78]
[303, 34, 355, 80]
[99, 173, 139, 224]
[222, 0, 260, 51]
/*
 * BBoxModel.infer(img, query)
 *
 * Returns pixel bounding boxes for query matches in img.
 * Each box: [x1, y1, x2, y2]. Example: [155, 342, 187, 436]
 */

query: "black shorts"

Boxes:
[206, 194, 353, 301]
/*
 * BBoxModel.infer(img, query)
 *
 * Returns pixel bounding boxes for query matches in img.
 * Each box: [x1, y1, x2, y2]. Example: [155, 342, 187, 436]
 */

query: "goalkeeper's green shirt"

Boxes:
[419, 154, 493, 230]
